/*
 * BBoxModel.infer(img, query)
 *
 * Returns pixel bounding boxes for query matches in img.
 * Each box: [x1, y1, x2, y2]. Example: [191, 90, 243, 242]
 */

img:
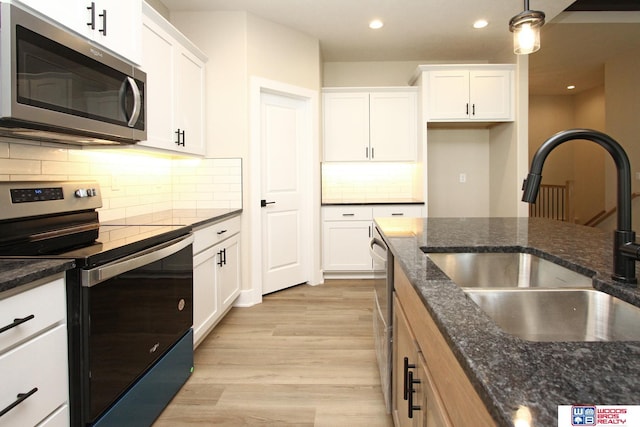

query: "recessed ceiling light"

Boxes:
[473, 19, 488, 29]
[369, 19, 384, 30]
[567, 85, 576, 90]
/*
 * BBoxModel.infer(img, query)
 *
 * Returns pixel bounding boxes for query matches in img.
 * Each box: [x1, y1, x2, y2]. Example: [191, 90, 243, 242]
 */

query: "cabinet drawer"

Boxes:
[0, 325, 68, 427]
[193, 215, 241, 254]
[38, 404, 69, 427]
[322, 206, 373, 221]
[373, 204, 423, 218]
[0, 277, 65, 354]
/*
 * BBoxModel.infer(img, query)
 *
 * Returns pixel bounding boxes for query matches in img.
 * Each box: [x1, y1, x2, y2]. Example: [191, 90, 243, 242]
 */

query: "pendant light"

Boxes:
[509, 0, 545, 54]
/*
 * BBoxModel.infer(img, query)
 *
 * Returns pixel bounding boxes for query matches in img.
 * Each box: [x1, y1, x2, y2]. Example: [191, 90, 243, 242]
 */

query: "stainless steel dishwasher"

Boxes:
[370, 225, 393, 413]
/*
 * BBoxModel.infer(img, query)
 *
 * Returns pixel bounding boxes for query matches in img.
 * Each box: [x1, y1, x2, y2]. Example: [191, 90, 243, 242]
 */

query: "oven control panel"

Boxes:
[0, 181, 102, 221]
[10, 186, 64, 203]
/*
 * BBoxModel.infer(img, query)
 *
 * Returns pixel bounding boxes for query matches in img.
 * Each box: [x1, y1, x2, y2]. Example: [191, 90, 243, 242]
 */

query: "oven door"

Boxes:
[78, 234, 193, 424]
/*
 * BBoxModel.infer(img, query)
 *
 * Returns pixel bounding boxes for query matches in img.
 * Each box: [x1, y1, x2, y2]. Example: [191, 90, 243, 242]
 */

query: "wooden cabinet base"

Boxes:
[394, 260, 496, 427]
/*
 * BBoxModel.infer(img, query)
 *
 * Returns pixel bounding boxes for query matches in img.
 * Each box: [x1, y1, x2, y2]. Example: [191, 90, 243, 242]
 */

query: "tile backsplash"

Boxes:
[0, 139, 242, 222]
[322, 162, 421, 202]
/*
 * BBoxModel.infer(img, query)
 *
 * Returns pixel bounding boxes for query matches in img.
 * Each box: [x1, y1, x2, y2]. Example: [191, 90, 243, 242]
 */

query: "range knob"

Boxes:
[75, 188, 97, 198]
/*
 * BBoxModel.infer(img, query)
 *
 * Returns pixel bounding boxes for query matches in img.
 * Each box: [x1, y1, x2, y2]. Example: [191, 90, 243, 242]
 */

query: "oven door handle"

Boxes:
[81, 234, 193, 287]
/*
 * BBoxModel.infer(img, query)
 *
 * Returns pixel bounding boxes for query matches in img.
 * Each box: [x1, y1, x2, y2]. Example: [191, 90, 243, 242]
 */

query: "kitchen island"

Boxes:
[376, 216, 640, 427]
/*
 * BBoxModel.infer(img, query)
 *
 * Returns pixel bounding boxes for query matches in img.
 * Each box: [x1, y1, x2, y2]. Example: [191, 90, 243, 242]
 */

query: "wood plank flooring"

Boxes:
[153, 279, 394, 426]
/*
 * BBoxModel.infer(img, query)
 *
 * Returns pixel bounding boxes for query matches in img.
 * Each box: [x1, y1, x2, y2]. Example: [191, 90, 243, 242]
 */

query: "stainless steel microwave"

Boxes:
[0, 2, 146, 145]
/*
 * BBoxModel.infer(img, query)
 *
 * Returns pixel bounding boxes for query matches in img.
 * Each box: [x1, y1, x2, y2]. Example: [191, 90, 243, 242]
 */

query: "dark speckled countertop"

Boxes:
[0, 259, 75, 295]
[375, 217, 640, 427]
[0, 209, 242, 296]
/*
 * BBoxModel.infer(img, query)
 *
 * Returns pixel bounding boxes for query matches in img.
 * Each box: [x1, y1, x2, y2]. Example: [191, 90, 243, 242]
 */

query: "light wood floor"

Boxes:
[153, 279, 394, 426]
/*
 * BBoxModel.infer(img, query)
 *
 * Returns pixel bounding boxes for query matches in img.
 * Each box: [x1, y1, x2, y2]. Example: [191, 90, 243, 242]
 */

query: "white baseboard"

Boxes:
[323, 272, 375, 280]
[233, 288, 262, 307]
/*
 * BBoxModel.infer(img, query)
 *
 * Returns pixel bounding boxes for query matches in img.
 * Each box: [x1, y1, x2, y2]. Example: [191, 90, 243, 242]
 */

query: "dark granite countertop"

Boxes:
[375, 217, 640, 427]
[1, 209, 242, 296]
[321, 198, 424, 206]
[0, 259, 75, 295]
[103, 208, 242, 229]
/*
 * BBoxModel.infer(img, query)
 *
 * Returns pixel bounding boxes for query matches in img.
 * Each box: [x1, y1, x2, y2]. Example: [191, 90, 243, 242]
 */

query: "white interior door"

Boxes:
[260, 92, 309, 295]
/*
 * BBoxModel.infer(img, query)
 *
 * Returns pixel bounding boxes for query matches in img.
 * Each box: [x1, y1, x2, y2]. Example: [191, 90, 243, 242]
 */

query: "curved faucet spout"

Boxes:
[522, 128, 638, 285]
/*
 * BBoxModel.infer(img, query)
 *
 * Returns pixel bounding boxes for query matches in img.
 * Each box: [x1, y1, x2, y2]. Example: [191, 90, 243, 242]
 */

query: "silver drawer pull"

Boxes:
[342, 213, 355, 216]
[391, 213, 404, 216]
[0, 315, 35, 335]
[216, 229, 228, 235]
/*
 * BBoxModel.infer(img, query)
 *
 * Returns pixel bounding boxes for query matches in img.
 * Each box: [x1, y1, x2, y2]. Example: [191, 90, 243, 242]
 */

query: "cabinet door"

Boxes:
[139, 16, 176, 151]
[323, 92, 370, 161]
[369, 91, 417, 161]
[193, 246, 219, 347]
[17, 0, 83, 31]
[322, 220, 373, 271]
[426, 70, 470, 121]
[418, 352, 453, 427]
[469, 69, 513, 121]
[219, 233, 241, 309]
[174, 46, 206, 155]
[90, 0, 142, 65]
[392, 296, 421, 427]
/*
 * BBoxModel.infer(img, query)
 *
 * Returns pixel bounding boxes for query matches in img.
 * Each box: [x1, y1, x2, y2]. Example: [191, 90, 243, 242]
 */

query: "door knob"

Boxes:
[260, 199, 276, 207]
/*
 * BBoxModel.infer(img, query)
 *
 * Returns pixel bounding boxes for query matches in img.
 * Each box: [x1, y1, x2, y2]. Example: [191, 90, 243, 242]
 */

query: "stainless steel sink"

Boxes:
[466, 289, 640, 342]
[427, 252, 592, 288]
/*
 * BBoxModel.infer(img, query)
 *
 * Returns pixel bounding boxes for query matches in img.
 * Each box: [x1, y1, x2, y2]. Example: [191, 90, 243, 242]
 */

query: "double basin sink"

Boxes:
[425, 251, 640, 342]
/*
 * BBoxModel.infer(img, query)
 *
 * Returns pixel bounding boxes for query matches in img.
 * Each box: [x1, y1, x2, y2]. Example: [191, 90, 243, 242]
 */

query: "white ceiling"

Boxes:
[159, 0, 640, 95]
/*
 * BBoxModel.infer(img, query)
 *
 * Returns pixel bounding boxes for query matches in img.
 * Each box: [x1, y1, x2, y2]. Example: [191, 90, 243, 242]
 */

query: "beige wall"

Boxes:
[489, 122, 519, 217]
[604, 47, 640, 230]
[529, 86, 606, 224]
[605, 47, 640, 204]
[247, 15, 321, 91]
[323, 61, 427, 87]
[170, 10, 322, 293]
[427, 128, 490, 217]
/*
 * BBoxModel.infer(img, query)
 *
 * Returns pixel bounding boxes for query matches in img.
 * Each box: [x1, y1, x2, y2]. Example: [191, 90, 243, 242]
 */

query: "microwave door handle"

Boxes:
[123, 76, 142, 127]
[81, 234, 193, 287]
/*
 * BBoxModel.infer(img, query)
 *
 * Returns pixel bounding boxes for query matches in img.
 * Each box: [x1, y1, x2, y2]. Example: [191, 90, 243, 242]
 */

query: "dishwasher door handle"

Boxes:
[81, 234, 194, 287]
[369, 237, 388, 263]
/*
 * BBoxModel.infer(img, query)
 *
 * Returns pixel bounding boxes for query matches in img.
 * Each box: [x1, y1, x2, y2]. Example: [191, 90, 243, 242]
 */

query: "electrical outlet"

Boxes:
[459, 173, 467, 183]
[636, 172, 640, 181]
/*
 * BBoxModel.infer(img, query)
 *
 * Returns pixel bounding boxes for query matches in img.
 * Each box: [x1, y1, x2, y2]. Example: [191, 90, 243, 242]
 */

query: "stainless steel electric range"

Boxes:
[0, 181, 194, 426]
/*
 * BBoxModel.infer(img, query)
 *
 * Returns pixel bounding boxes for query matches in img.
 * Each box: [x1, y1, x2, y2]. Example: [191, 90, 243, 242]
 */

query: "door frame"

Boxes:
[246, 77, 322, 305]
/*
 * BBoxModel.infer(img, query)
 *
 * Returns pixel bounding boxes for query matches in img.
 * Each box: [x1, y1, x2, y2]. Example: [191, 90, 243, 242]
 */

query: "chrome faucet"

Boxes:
[522, 129, 640, 285]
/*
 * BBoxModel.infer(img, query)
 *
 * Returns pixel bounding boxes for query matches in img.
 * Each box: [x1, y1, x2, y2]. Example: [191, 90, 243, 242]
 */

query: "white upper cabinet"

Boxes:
[323, 88, 418, 162]
[422, 65, 514, 122]
[139, 2, 207, 156]
[17, 0, 142, 65]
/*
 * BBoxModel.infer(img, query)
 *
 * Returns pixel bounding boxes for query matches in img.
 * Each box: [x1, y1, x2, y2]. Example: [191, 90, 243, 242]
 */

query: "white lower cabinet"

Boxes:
[322, 204, 423, 275]
[0, 275, 69, 427]
[193, 215, 241, 348]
